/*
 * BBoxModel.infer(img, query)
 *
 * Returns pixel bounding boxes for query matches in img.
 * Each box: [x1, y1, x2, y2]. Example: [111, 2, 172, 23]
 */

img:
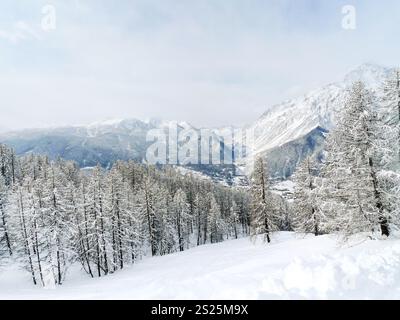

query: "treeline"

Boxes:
[290, 72, 400, 239]
[0, 147, 255, 286]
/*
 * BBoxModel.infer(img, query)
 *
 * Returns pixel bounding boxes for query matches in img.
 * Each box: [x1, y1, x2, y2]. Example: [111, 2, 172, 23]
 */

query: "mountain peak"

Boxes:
[344, 63, 391, 88]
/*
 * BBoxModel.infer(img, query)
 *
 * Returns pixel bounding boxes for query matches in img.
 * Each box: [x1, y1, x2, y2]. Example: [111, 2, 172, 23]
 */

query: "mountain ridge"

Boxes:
[0, 63, 394, 182]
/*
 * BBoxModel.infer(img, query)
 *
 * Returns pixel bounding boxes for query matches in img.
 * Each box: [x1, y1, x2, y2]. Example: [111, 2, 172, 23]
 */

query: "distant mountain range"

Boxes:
[0, 63, 393, 184]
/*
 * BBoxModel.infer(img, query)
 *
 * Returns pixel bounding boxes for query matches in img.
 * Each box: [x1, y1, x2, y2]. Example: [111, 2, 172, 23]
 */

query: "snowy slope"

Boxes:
[1, 232, 400, 300]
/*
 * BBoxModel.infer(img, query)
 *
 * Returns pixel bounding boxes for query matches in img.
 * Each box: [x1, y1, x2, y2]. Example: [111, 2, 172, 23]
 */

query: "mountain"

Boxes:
[0, 119, 156, 168]
[249, 63, 391, 155]
[244, 63, 392, 179]
[0, 118, 240, 183]
[265, 126, 328, 178]
[0, 63, 393, 183]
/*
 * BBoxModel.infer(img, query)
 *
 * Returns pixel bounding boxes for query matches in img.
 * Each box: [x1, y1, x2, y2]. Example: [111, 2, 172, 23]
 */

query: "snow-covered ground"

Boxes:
[1, 232, 400, 300]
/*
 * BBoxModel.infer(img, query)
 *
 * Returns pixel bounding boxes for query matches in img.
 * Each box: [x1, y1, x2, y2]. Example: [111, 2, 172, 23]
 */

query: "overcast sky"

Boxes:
[0, 0, 399, 130]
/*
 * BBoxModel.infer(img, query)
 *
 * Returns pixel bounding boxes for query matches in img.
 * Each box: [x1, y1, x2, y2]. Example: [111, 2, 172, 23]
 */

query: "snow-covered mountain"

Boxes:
[244, 63, 392, 178]
[0, 119, 156, 168]
[248, 63, 391, 156]
[0, 63, 393, 182]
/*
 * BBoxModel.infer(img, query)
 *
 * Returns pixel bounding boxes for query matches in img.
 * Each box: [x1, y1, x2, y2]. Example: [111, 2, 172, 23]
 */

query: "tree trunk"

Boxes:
[312, 208, 319, 236]
[93, 192, 102, 277]
[19, 191, 37, 285]
[99, 197, 109, 274]
[33, 219, 45, 286]
[177, 211, 183, 252]
[196, 210, 201, 246]
[82, 190, 93, 277]
[0, 203, 12, 256]
[116, 199, 123, 270]
[264, 216, 271, 243]
[369, 157, 389, 236]
[145, 186, 156, 256]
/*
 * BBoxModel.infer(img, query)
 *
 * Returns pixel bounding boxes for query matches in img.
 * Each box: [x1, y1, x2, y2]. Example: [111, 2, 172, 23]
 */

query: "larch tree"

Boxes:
[381, 69, 400, 168]
[0, 142, 254, 284]
[0, 175, 12, 257]
[207, 195, 226, 244]
[320, 82, 391, 238]
[293, 156, 322, 236]
[250, 156, 277, 243]
[172, 189, 190, 252]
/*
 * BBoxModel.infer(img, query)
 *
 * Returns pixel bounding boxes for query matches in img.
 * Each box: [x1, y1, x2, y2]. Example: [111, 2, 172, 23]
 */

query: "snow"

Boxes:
[87, 118, 125, 127]
[272, 180, 295, 193]
[1, 232, 400, 300]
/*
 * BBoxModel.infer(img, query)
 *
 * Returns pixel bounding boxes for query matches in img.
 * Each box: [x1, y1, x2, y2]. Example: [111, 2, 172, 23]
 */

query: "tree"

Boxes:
[0, 144, 16, 186]
[136, 177, 168, 256]
[381, 69, 400, 168]
[86, 165, 110, 277]
[106, 167, 127, 271]
[320, 82, 392, 238]
[250, 157, 277, 243]
[0, 143, 254, 284]
[230, 200, 241, 239]
[172, 189, 190, 251]
[207, 195, 226, 243]
[0, 175, 12, 256]
[293, 156, 322, 235]
[41, 162, 76, 285]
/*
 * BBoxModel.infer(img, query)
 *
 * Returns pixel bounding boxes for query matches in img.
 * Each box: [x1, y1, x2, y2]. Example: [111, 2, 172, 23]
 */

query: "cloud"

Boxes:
[0, 0, 400, 130]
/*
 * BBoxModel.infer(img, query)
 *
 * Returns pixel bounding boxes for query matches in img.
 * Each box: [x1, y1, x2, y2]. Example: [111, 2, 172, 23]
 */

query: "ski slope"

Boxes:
[1, 232, 400, 300]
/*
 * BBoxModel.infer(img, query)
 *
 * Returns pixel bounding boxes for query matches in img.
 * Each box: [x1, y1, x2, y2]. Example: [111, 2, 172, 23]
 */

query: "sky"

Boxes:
[0, 0, 400, 130]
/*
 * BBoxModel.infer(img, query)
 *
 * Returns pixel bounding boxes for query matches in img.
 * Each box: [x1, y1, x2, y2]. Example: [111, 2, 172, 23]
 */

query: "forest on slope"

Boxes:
[1, 71, 400, 289]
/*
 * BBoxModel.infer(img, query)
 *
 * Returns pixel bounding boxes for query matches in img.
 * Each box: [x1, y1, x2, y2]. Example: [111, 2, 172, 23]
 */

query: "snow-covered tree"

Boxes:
[250, 156, 278, 243]
[207, 195, 227, 243]
[381, 69, 400, 168]
[172, 189, 190, 251]
[230, 200, 241, 239]
[0, 143, 253, 284]
[320, 82, 392, 238]
[0, 175, 12, 257]
[293, 156, 322, 235]
[0, 144, 16, 186]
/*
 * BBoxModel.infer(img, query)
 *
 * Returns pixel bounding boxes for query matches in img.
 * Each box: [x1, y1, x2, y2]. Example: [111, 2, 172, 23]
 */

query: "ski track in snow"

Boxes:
[1, 232, 400, 299]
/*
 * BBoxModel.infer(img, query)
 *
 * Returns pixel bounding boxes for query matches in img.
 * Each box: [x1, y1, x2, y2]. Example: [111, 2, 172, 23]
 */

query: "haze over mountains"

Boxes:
[0, 63, 393, 183]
